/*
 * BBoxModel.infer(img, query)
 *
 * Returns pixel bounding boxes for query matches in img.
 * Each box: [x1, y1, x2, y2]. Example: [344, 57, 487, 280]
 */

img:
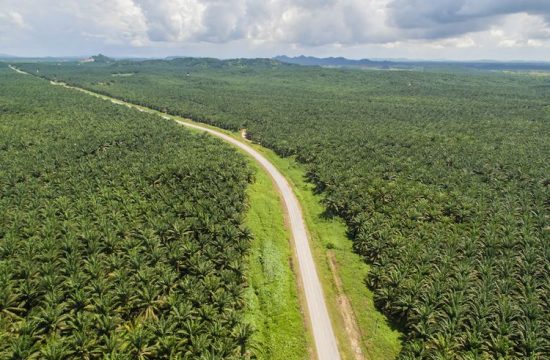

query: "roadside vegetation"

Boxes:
[243, 162, 309, 359]
[252, 146, 402, 360]
[23, 58, 550, 359]
[0, 66, 259, 359]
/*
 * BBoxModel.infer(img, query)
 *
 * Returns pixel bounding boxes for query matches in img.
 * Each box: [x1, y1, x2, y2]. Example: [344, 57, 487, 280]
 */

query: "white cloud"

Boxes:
[0, 10, 27, 39]
[489, 13, 550, 48]
[7, 11, 25, 28]
[268, 0, 395, 45]
[430, 36, 477, 49]
[69, 0, 149, 46]
[0, 0, 549, 59]
[135, 0, 205, 42]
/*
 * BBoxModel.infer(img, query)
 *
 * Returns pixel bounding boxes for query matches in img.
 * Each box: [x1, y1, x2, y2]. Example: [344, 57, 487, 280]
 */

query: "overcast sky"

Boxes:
[1, 0, 550, 60]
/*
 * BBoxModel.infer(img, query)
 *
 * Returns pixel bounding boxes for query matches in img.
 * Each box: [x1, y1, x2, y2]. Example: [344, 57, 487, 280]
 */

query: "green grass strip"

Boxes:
[243, 162, 310, 359]
[246, 145, 402, 360]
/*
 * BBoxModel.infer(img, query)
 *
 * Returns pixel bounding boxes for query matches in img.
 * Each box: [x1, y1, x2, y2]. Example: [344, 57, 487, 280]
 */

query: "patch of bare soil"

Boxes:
[327, 251, 366, 360]
[241, 128, 251, 142]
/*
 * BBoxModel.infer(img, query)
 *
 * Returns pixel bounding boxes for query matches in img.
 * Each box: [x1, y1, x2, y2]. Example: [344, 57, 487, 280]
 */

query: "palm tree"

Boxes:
[0, 283, 24, 321]
[488, 332, 515, 359]
[516, 318, 543, 358]
[426, 332, 458, 359]
[39, 334, 70, 360]
[100, 332, 123, 355]
[7, 334, 40, 360]
[94, 314, 117, 337]
[232, 322, 253, 357]
[31, 302, 68, 336]
[150, 316, 177, 357]
[67, 327, 100, 359]
[124, 322, 155, 360]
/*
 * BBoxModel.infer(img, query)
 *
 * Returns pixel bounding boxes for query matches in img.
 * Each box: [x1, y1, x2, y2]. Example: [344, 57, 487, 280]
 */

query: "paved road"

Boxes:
[8, 65, 29, 75]
[9, 65, 342, 360]
[169, 121, 342, 360]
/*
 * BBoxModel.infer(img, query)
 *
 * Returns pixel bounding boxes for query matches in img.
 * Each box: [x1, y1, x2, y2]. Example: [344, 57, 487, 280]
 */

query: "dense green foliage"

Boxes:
[18, 59, 550, 359]
[0, 66, 255, 359]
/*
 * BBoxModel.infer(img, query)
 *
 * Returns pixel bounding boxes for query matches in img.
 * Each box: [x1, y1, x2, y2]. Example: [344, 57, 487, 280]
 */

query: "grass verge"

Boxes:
[243, 161, 310, 360]
[242, 143, 403, 360]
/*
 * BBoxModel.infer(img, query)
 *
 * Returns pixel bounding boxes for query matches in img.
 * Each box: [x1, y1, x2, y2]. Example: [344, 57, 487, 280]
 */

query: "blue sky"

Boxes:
[1, 0, 550, 60]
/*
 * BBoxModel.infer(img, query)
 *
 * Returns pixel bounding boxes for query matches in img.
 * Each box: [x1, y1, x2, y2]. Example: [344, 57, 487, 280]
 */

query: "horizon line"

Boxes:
[2, 53, 550, 64]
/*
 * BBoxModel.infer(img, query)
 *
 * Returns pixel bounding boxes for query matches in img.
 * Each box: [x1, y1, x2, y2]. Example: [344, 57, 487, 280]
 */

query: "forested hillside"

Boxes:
[18, 59, 550, 359]
[274, 55, 550, 71]
[0, 66, 255, 359]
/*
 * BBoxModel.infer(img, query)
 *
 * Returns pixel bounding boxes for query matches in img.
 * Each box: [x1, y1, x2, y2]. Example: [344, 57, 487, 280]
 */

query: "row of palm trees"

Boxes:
[0, 70, 256, 359]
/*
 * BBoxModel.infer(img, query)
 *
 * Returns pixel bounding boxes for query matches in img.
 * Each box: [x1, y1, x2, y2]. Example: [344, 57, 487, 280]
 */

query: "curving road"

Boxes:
[169, 121, 342, 360]
[9, 65, 341, 360]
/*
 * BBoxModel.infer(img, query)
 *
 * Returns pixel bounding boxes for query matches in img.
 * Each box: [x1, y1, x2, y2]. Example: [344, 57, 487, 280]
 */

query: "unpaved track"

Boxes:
[9, 66, 341, 360]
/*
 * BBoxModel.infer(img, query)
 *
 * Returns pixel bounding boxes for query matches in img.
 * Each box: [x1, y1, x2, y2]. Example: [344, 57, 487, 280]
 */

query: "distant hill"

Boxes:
[274, 55, 550, 72]
[170, 57, 283, 68]
[91, 54, 114, 63]
[115, 57, 287, 70]
[274, 55, 385, 67]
